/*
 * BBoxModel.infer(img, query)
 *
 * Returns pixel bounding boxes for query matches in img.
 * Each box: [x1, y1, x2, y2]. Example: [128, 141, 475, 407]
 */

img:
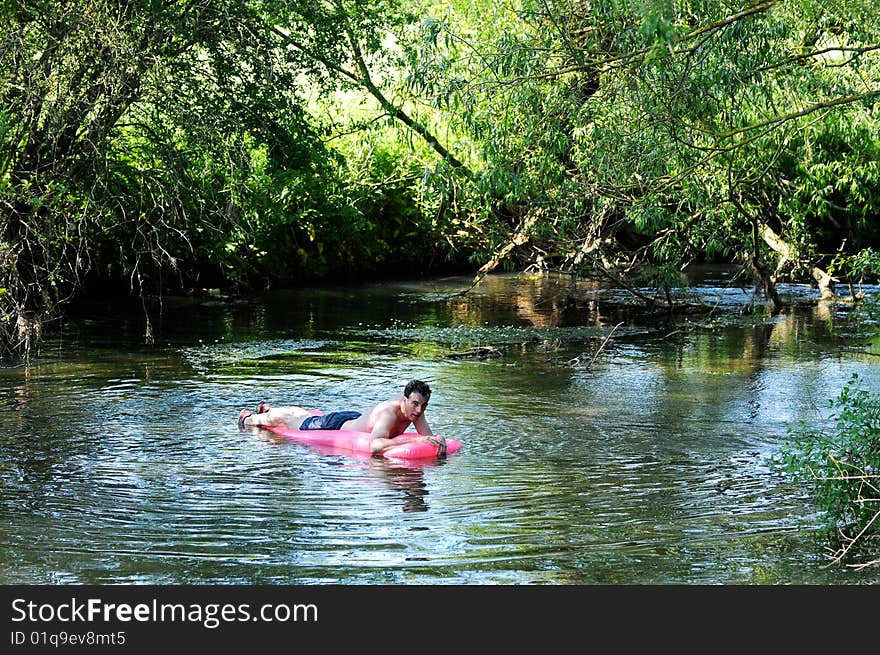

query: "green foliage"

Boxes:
[2, 0, 880, 358]
[0, 0, 467, 357]
[1, 1, 318, 345]
[780, 374, 880, 563]
[849, 248, 880, 278]
[827, 248, 880, 290]
[402, 0, 880, 290]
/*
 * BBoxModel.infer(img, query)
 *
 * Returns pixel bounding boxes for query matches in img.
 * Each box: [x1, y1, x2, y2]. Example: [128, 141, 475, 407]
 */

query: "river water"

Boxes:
[1, 270, 878, 584]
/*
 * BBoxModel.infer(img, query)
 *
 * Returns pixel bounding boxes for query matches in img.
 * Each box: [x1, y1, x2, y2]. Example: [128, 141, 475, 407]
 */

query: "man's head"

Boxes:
[402, 380, 431, 421]
[404, 379, 431, 400]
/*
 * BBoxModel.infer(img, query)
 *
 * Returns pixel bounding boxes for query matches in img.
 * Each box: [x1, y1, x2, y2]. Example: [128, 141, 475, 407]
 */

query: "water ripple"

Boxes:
[2, 274, 879, 584]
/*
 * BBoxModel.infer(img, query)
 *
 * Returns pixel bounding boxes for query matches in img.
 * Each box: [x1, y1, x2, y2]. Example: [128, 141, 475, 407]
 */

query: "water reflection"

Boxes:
[367, 460, 431, 514]
[251, 427, 437, 513]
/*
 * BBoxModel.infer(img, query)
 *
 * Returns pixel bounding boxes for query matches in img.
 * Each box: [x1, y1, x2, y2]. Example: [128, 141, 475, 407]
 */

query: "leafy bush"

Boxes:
[780, 374, 880, 566]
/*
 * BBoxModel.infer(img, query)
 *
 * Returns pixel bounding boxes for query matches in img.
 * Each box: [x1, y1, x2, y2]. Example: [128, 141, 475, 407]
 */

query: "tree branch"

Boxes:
[712, 91, 880, 141]
[271, 21, 472, 176]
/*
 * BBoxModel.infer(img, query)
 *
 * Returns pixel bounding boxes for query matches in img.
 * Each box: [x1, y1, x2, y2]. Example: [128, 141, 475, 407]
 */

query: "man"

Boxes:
[237, 380, 446, 456]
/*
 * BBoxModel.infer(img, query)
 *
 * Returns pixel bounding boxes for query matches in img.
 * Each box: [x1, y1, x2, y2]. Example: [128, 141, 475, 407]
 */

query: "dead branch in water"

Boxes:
[584, 321, 624, 368]
[443, 345, 505, 359]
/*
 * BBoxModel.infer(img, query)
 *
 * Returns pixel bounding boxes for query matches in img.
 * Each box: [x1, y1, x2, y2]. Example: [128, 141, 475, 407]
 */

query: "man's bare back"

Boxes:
[341, 396, 429, 435]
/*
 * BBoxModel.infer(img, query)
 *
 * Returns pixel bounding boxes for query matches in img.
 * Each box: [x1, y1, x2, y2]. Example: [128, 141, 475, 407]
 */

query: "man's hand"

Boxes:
[424, 435, 447, 458]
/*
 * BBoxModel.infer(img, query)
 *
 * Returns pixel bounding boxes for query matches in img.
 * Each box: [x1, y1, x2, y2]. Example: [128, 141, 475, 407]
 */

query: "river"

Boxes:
[1, 270, 878, 584]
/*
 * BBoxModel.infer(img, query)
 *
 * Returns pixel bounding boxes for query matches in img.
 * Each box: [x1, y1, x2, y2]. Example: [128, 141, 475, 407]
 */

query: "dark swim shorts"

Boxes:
[298, 411, 362, 431]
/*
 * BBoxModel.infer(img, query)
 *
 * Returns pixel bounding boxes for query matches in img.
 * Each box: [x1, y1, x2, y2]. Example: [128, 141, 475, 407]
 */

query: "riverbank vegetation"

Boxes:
[780, 373, 880, 568]
[2, 0, 879, 359]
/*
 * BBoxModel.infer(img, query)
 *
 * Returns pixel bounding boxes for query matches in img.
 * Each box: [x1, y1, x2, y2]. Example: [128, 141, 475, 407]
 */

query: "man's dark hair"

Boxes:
[404, 380, 431, 399]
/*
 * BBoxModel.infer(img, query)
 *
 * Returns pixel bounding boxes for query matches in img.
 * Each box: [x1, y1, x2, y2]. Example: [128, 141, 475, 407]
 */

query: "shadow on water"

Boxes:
[1, 270, 879, 584]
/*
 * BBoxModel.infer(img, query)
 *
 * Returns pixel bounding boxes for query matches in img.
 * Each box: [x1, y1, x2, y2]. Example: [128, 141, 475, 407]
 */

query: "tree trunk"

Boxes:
[758, 221, 836, 299]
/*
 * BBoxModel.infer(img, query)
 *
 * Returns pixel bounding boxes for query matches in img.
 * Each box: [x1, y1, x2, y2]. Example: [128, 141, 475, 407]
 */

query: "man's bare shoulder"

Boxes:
[370, 397, 401, 413]
[369, 400, 400, 420]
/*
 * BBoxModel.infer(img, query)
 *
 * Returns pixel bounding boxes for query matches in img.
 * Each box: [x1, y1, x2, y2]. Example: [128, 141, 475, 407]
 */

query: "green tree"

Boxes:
[0, 0, 335, 355]
[0, 0, 477, 358]
[406, 0, 880, 306]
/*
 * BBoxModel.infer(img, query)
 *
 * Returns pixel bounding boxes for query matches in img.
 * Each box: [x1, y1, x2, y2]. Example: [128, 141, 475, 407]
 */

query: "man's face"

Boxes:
[403, 392, 429, 421]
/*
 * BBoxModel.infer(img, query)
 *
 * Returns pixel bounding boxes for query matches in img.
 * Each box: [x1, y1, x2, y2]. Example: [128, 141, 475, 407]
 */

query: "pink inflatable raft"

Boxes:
[266, 411, 462, 461]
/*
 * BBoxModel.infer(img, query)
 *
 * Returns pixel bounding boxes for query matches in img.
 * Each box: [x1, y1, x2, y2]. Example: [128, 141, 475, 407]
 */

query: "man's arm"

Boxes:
[369, 410, 443, 454]
[368, 410, 400, 454]
[413, 413, 433, 436]
[413, 412, 445, 456]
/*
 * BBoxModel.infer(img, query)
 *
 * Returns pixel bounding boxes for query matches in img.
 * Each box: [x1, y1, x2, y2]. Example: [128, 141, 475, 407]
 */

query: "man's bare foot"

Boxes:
[238, 409, 254, 429]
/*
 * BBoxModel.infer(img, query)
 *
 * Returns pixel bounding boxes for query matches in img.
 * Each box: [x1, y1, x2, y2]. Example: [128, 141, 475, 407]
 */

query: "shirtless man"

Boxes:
[237, 380, 446, 456]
